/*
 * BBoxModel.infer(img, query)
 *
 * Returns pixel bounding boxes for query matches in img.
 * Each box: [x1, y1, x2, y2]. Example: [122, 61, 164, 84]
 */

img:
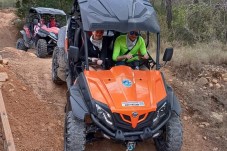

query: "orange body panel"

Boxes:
[84, 66, 167, 128]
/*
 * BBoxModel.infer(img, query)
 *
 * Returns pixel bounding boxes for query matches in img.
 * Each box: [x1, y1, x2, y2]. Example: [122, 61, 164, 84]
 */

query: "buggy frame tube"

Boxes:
[156, 33, 160, 70]
[146, 31, 149, 48]
[83, 31, 89, 70]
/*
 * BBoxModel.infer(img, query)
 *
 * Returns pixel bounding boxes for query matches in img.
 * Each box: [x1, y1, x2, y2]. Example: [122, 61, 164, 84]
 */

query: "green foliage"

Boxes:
[152, 0, 227, 44]
[172, 6, 186, 28]
[16, 0, 73, 18]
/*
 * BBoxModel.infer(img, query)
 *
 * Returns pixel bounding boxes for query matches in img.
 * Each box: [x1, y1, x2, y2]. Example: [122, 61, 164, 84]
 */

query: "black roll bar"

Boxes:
[156, 33, 160, 70]
[83, 31, 89, 70]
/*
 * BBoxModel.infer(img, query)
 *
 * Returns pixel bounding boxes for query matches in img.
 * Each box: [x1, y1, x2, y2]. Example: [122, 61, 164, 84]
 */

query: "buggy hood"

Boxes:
[84, 66, 167, 117]
[78, 0, 160, 33]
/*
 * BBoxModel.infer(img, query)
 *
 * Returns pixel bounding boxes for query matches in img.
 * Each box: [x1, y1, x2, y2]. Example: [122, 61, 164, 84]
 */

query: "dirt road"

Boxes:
[0, 8, 224, 151]
[1, 47, 214, 151]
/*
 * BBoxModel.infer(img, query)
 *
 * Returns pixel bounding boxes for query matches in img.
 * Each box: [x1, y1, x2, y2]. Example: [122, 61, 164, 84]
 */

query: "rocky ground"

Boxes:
[0, 8, 226, 151]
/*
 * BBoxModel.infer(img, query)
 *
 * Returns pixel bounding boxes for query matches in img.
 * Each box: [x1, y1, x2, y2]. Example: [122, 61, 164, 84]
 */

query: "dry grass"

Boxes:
[172, 41, 227, 67]
[159, 41, 227, 79]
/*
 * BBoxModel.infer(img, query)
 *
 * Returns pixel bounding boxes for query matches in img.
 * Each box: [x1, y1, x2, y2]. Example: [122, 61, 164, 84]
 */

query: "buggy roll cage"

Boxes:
[28, 7, 67, 24]
[29, 7, 66, 16]
[71, 0, 161, 70]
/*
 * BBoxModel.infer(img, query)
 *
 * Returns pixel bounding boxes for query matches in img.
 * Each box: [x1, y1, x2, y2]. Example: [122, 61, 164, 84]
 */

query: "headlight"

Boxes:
[153, 102, 168, 124]
[96, 104, 113, 126]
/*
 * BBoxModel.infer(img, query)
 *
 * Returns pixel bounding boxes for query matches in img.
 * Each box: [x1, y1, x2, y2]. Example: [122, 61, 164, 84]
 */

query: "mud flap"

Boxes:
[56, 48, 67, 81]
[69, 85, 89, 120]
[57, 26, 66, 48]
[167, 86, 181, 116]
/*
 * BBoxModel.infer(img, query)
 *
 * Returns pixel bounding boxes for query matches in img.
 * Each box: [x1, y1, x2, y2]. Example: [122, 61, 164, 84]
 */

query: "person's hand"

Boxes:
[124, 54, 133, 59]
[143, 54, 149, 59]
[97, 59, 103, 65]
[91, 57, 99, 63]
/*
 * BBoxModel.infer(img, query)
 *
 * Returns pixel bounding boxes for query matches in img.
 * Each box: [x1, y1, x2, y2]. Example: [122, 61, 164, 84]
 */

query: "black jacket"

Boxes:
[79, 36, 112, 63]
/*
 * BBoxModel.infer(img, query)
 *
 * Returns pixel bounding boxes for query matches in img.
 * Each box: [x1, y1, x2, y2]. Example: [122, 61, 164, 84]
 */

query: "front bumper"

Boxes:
[91, 111, 171, 141]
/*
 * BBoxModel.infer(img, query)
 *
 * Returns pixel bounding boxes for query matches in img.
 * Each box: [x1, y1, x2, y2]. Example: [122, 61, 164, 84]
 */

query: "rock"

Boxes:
[21, 86, 27, 91]
[183, 116, 188, 121]
[209, 83, 213, 87]
[213, 147, 218, 151]
[198, 124, 205, 128]
[215, 83, 221, 89]
[211, 112, 223, 122]
[0, 72, 9, 82]
[3, 59, 9, 65]
[203, 136, 207, 140]
[9, 89, 15, 92]
[8, 83, 15, 88]
[205, 77, 211, 81]
[188, 89, 195, 94]
[197, 77, 208, 85]
[223, 78, 227, 82]
[222, 73, 227, 79]
[200, 122, 210, 127]
[212, 79, 218, 84]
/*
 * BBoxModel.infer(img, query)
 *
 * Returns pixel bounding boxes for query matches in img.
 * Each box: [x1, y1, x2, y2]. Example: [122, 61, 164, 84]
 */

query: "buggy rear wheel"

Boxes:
[52, 47, 65, 85]
[16, 38, 28, 51]
[64, 111, 86, 151]
[36, 39, 48, 58]
[154, 112, 183, 151]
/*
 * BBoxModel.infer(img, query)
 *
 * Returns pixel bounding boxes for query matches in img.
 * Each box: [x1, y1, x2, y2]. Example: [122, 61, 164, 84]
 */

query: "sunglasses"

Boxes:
[129, 31, 139, 36]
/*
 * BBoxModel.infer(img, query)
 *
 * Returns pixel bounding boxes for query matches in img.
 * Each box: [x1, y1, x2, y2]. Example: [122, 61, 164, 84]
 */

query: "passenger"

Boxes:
[79, 30, 111, 70]
[112, 31, 149, 69]
[34, 18, 47, 35]
[48, 16, 57, 28]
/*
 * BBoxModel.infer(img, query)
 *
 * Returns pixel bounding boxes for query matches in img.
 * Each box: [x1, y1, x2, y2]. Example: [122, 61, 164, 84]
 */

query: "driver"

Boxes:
[48, 15, 57, 28]
[112, 31, 149, 69]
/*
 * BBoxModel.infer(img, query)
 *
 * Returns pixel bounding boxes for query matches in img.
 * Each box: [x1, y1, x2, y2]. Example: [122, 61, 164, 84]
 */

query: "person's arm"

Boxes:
[139, 37, 149, 59]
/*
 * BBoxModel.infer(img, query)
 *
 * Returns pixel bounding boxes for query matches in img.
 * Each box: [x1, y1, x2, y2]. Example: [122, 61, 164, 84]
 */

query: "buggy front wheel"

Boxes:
[64, 111, 86, 151]
[36, 39, 47, 58]
[16, 38, 28, 51]
[154, 112, 183, 151]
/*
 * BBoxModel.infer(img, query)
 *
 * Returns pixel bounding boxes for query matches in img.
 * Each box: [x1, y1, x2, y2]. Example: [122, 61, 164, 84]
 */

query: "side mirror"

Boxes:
[33, 19, 38, 25]
[68, 46, 79, 63]
[163, 48, 173, 62]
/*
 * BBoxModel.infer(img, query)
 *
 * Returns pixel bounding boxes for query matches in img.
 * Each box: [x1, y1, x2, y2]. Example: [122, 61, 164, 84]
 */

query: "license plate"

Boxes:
[122, 101, 145, 107]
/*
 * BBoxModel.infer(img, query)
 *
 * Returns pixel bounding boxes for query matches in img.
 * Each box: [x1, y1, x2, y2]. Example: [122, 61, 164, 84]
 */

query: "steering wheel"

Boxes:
[125, 54, 156, 69]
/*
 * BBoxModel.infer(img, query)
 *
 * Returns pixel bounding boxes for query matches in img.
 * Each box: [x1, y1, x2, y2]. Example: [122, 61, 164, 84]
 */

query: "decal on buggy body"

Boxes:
[122, 101, 145, 107]
[122, 79, 132, 87]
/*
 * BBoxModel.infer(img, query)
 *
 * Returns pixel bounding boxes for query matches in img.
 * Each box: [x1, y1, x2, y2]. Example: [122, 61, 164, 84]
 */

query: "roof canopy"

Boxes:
[78, 0, 160, 33]
[29, 7, 66, 16]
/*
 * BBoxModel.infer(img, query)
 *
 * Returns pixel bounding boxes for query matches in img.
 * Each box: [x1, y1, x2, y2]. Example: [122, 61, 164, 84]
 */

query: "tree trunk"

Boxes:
[166, 0, 172, 29]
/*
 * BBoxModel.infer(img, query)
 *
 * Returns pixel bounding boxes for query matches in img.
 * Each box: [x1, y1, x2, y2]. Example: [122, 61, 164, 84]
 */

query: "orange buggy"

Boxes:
[62, 0, 183, 151]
